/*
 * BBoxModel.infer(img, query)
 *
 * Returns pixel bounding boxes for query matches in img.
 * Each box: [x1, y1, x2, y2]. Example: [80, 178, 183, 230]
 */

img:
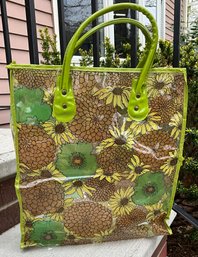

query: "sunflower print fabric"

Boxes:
[10, 68, 187, 248]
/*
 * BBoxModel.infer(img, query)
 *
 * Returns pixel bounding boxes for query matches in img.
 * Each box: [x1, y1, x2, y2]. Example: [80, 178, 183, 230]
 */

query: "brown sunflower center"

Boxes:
[103, 170, 113, 176]
[114, 136, 126, 145]
[120, 197, 129, 206]
[135, 166, 143, 174]
[112, 87, 123, 95]
[41, 169, 52, 178]
[43, 232, 55, 241]
[71, 155, 84, 167]
[55, 123, 65, 134]
[57, 207, 64, 213]
[154, 210, 161, 216]
[73, 180, 83, 187]
[170, 157, 178, 166]
[25, 220, 33, 228]
[67, 234, 76, 240]
[145, 185, 156, 194]
[157, 82, 165, 89]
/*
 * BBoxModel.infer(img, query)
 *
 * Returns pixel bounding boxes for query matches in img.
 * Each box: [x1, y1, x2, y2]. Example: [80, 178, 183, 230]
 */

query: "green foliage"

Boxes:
[39, 28, 61, 65]
[100, 37, 121, 68]
[184, 129, 198, 158]
[79, 37, 143, 68]
[189, 228, 198, 241]
[189, 19, 198, 48]
[79, 46, 93, 66]
[153, 40, 173, 67]
[14, 87, 52, 124]
[177, 181, 198, 200]
[183, 158, 198, 174]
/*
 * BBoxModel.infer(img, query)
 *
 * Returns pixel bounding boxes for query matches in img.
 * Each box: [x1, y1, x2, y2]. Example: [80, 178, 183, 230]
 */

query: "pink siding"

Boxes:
[165, 0, 174, 41]
[0, 0, 55, 126]
[165, 0, 186, 41]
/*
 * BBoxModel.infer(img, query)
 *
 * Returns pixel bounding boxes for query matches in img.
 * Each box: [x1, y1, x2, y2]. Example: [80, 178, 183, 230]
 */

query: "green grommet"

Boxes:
[52, 79, 76, 122]
[128, 80, 149, 121]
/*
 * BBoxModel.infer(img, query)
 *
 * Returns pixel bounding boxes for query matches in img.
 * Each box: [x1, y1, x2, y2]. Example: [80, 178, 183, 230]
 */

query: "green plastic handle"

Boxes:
[74, 18, 151, 68]
[53, 3, 158, 122]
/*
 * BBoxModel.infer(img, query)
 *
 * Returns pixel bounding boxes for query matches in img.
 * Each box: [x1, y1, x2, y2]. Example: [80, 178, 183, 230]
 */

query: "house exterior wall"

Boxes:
[165, 0, 174, 41]
[0, 0, 55, 127]
[165, 0, 187, 41]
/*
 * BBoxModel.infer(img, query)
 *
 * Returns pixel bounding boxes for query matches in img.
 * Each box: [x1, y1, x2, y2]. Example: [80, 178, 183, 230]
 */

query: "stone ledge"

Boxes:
[0, 129, 16, 180]
[0, 211, 176, 257]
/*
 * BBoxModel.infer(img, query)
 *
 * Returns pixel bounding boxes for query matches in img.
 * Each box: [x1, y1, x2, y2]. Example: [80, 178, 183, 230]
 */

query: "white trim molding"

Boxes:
[52, 0, 61, 52]
[156, 0, 166, 39]
[103, 0, 115, 46]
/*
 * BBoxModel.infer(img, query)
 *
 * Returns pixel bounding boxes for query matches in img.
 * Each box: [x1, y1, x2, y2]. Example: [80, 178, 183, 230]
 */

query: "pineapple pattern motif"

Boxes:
[11, 68, 186, 248]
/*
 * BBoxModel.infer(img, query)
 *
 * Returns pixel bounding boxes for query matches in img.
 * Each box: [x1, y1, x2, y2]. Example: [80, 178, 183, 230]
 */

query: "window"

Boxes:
[64, 0, 104, 53]
[52, 0, 166, 63]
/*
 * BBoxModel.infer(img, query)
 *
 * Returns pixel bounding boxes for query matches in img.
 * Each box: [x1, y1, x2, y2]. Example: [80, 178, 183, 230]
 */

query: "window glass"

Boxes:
[64, 0, 104, 53]
[145, 0, 157, 28]
[113, 0, 131, 57]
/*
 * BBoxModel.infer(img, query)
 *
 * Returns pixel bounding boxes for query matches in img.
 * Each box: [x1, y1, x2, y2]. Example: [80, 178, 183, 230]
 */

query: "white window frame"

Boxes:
[138, 0, 166, 47]
[52, 0, 60, 52]
[103, 0, 115, 46]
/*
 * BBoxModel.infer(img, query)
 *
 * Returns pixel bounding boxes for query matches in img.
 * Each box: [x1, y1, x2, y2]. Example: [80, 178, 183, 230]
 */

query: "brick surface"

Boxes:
[152, 236, 167, 257]
[0, 176, 17, 207]
[158, 242, 167, 257]
[0, 202, 20, 234]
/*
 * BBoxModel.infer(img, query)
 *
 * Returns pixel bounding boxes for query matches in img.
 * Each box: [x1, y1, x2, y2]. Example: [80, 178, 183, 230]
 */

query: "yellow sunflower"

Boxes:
[94, 168, 122, 183]
[47, 198, 74, 222]
[109, 187, 135, 216]
[127, 155, 150, 181]
[128, 110, 161, 134]
[47, 213, 63, 222]
[27, 162, 65, 182]
[160, 150, 178, 176]
[43, 90, 54, 106]
[19, 163, 32, 175]
[64, 179, 95, 198]
[93, 228, 115, 243]
[64, 197, 74, 207]
[96, 122, 136, 153]
[93, 84, 131, 108]
[146, 202, 166, 221]
[23, 210, 42, 233]
[42, 119, 74, 145]
[147, 73, 174, 97]
[63, 231, 83, 243]
[169, 112, 182, 139]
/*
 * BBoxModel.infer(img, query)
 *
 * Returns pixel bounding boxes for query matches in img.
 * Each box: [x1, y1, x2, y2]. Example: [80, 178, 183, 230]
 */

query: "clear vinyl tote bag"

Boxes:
[7, 3, 187, 248]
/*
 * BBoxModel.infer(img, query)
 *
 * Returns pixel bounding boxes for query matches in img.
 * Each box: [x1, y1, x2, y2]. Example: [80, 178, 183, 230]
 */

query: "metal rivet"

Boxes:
[62, 89, 67, 95]
[62, 103, 67, 109]
[134, 106, 139, 111]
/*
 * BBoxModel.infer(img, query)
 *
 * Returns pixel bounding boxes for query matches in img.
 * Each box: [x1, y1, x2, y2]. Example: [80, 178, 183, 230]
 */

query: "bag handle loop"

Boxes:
[74, 18, 152, 68]
[53, 3, 158, 122]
